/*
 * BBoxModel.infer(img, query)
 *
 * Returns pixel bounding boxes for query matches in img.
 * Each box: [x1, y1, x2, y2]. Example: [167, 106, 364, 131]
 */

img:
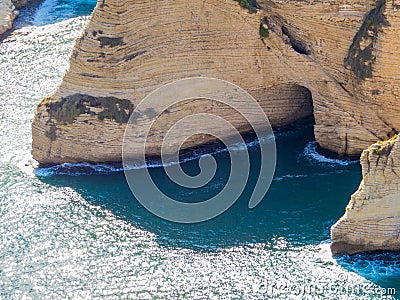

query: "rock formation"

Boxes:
[331, 135, 400, 255]
[0, 0, 32, 35]
[0, 0, 19, 34]
[29, 0, 400, 255]
[32, 0, 400, 165]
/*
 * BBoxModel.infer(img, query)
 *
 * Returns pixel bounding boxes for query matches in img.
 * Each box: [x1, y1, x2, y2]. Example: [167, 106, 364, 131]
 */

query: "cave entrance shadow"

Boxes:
[259, 83, 314, 129]
[36, 123, 362, 253]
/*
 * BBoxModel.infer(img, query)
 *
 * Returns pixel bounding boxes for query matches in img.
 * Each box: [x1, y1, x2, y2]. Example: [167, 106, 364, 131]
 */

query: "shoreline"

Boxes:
[34, 116, 359, 171]
[33, 119, 357, 175]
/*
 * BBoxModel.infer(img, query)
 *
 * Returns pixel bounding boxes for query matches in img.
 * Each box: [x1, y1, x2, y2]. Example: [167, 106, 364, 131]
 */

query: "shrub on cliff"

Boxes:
[235, 0, 258, 13]
[259, 24, 269, 38]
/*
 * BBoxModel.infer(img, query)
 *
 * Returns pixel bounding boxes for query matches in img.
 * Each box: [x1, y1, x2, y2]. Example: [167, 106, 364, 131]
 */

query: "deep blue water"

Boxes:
[33, 0, 96, 26]
[0, 0, 399, 298]
[39, 125, 360, 249]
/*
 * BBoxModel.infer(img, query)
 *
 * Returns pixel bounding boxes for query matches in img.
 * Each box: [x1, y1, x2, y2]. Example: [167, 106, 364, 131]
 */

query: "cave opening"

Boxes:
[260, 83, 315, 130]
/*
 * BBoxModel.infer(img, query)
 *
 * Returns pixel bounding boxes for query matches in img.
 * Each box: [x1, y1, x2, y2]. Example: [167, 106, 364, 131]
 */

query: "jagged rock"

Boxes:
[0, 0, 33, 35]
[32, 0, 400, 165]
[331, 135, 400, 255]
[11, 0, 27, 9]
[0, 0, 19, 35]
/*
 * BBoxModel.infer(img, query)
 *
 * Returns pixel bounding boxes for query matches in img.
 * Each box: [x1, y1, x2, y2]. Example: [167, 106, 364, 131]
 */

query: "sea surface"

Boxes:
[0, 0, 399, 299]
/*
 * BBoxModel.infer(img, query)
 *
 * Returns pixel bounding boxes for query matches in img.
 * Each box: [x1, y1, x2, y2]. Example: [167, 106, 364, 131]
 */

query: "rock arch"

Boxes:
[32, 0, 399, 165]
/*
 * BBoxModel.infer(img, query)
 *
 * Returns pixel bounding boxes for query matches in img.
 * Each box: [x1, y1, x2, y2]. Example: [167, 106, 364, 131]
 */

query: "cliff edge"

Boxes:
[331, 135, 400, 255]
[32, 0, 400, 165]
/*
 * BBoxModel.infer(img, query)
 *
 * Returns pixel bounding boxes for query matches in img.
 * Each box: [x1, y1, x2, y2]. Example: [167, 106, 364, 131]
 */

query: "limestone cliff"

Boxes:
[331, 135, 400, 255]
[32, 0, 400, 165]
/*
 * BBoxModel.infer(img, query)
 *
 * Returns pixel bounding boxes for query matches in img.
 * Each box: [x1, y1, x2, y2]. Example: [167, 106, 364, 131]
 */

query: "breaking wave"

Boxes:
[303, 142, 359, 167]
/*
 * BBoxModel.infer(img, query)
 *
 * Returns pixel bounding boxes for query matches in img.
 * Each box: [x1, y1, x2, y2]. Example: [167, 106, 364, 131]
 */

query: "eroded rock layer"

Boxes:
[32, 0, 400, 165]
[331, 135, 400, 255]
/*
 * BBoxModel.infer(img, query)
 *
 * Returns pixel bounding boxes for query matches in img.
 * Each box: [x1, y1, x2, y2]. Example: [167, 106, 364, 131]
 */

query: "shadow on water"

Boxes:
[37, 124, 362, 252]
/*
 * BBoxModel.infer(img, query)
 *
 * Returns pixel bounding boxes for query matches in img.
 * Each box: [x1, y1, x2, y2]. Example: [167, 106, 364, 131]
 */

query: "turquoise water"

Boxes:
[0, 1, 399, 298]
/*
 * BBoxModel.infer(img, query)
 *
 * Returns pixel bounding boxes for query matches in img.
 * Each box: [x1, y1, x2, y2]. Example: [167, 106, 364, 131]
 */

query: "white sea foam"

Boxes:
[33, 162, 124, 177]
[34, 134, 276, 177]
[33, 0, 58, 26]
[337, 251, 400, 280]
[303, 142, 359, 167]
[273, 174, 309, 181]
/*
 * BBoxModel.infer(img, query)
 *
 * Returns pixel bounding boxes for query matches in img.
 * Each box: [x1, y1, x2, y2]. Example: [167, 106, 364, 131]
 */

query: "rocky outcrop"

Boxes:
[0, 0, 19, 34]
[331, 135, 400, 255]
[0, 0, 31, 35]
[11, 0, 28, 8]
[32, 0, 400, 165]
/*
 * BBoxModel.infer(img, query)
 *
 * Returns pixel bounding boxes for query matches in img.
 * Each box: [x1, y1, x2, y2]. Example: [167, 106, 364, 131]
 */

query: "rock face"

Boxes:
[0, 0, 31, 35]
[0, 0, 19, 34]
[32, 0, 400, 165]
[331, 135, 400, 255]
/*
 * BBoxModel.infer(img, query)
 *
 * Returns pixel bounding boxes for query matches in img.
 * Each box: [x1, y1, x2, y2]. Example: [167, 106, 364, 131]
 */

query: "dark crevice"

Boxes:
[77, 73, 104, 79]
[282, 25, 311, 55]
[124, 50, 147, 61]
[97, 36, 125, 48]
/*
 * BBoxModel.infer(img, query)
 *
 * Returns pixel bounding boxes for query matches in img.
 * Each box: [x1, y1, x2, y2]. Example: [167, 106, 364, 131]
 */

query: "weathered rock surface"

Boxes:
[331, 135, 400, 255]
[0, 0, 32, 35]
[32, 0, 400, 165]
[0, 0, 18, 34]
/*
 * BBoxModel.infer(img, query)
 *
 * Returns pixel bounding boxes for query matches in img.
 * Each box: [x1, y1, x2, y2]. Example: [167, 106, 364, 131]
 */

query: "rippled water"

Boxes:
[0, 1, 399, 299]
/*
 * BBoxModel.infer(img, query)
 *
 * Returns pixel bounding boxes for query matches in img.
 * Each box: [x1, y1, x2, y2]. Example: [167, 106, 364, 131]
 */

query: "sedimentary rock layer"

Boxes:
[331, 135, 400, 255]
[32, 0, 400, 165]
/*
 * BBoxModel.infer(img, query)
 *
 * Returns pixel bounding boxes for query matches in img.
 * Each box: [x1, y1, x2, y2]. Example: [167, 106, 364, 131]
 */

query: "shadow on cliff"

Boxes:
[37, 124, 363, 252]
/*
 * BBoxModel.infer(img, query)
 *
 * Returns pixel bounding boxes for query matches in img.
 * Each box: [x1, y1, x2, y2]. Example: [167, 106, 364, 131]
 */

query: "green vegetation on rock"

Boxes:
[234, 0, 259, 13]
[373, 134, 398, 155]
[259, 24, 269, 38]
[42, 94, 134, 125]
[344, 0, 389, 81]
[97, 36, 124, 48]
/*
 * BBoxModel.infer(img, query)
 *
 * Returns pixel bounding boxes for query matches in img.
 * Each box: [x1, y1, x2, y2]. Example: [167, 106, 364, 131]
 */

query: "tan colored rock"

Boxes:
[259, 0, 400, 155]
[32, 0, 400, 165]
[0, 0, 33, 35]
[331, 135, 400, 255]
[0, 0, 18, 35]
